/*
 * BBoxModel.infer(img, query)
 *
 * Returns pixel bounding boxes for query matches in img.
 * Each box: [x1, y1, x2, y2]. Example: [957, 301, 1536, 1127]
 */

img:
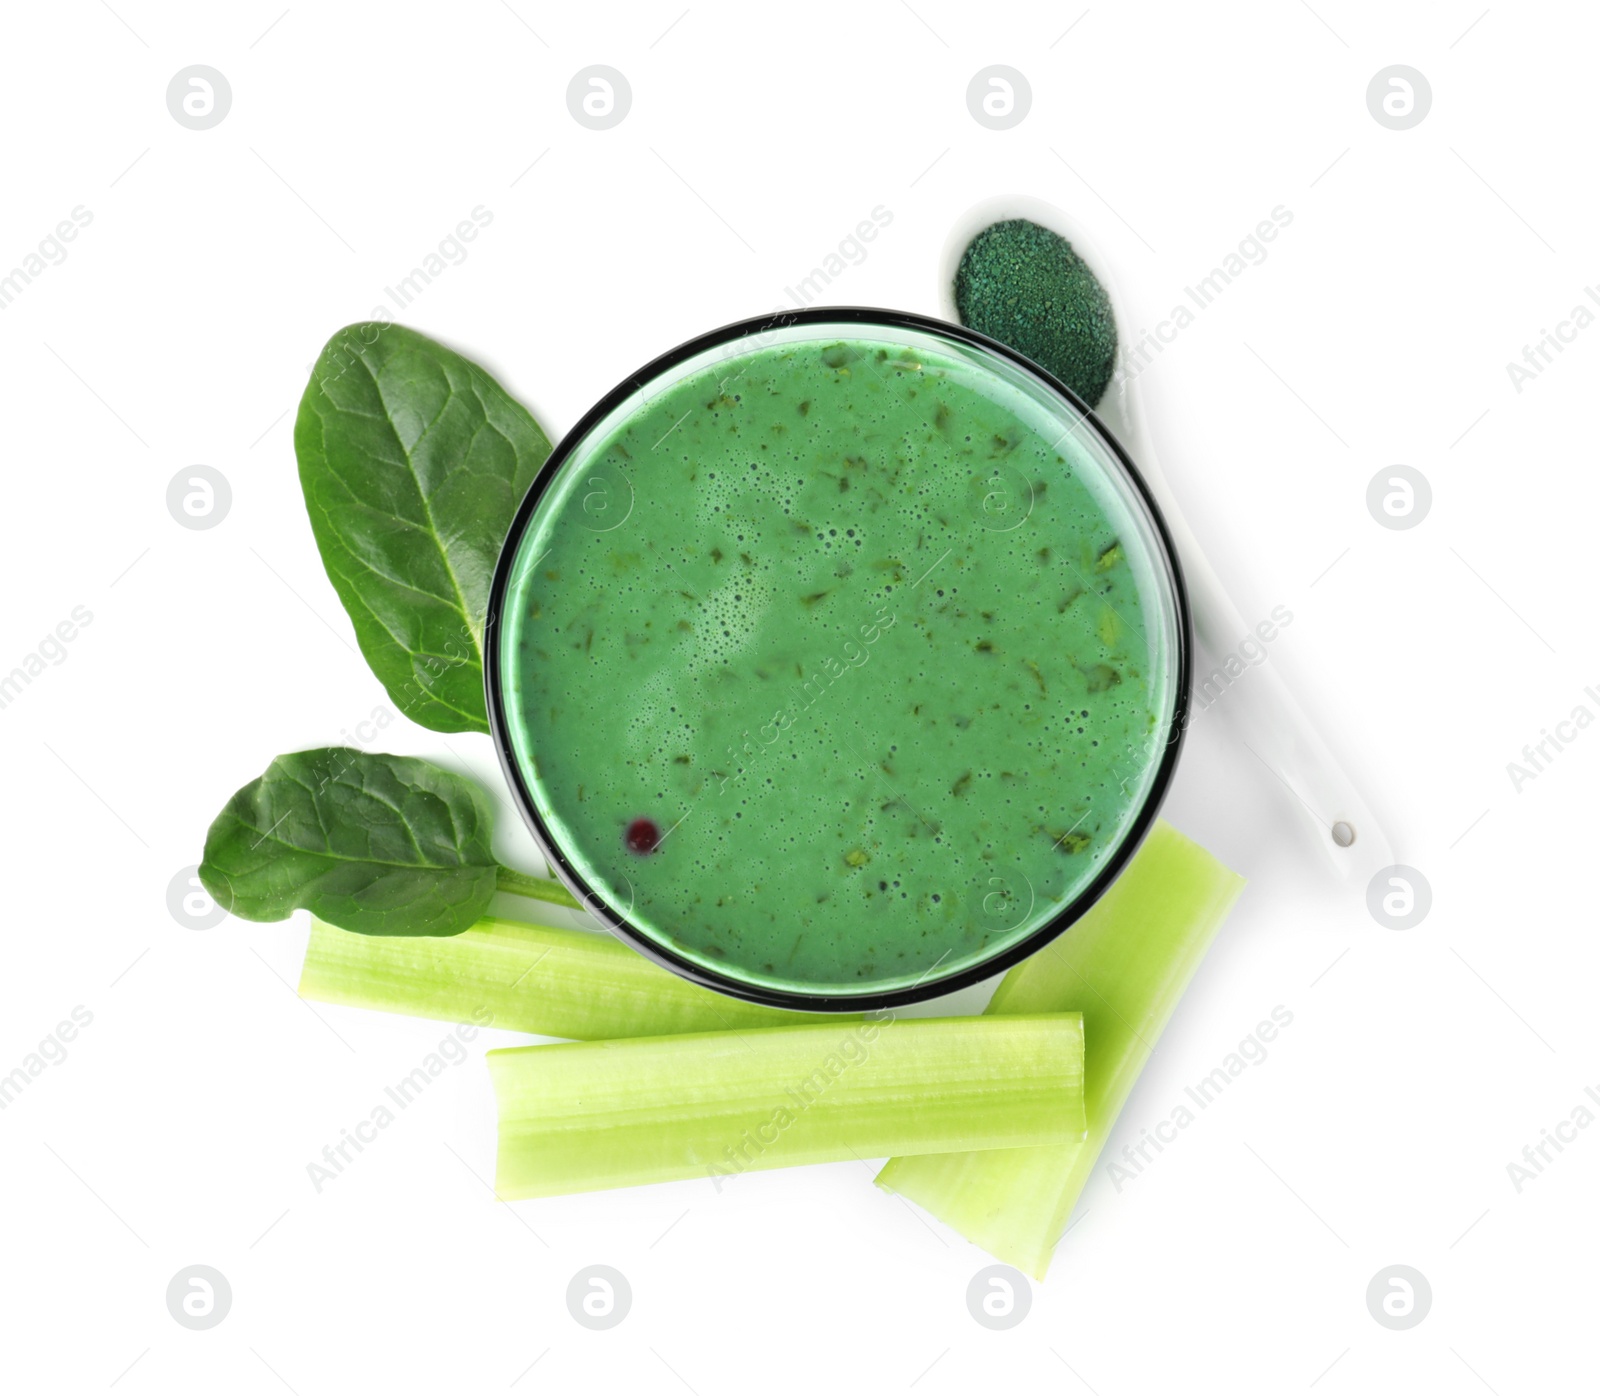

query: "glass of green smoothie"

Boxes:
[485, 309, 1190, 1010]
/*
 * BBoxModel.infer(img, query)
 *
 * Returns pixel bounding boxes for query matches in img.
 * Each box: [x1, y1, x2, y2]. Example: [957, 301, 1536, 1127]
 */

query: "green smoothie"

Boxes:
[496, 319, 1182, 1000]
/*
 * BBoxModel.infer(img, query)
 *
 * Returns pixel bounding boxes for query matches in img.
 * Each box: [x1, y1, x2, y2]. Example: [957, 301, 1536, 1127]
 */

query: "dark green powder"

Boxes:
[954, 219, 1118, 408]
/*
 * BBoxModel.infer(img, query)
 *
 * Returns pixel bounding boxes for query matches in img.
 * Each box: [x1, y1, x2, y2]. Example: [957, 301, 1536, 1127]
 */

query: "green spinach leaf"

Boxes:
[294, 323, 551, 733]
[199, 748, 499, 937]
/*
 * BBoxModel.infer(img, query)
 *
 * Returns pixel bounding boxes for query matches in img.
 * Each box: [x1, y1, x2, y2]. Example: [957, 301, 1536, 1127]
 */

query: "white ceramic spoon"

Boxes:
[936, 195, 1395, 887]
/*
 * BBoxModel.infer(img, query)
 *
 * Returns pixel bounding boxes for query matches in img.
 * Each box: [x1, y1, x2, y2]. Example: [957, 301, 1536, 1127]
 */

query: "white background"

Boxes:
[1, 1, 1595, 1391]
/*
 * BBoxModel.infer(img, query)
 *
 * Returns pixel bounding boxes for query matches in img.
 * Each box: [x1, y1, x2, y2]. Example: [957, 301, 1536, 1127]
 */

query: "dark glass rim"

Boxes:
[484, 306, 1193, 1012]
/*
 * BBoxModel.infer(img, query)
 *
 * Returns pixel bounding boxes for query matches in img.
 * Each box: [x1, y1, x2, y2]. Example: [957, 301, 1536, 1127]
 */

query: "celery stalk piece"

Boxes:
[876, 821, 1245, 1278]
[299, 915, 846, 1039]
[489, 1014, 1086, 1199]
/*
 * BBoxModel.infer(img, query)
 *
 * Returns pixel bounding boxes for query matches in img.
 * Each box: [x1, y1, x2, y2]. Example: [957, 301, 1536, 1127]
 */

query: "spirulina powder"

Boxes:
[954, 219, 1119, 408]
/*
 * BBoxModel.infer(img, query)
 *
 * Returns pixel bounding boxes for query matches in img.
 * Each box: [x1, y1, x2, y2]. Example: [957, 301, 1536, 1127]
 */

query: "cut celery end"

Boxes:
[876, 821, 1245, 1278]
[299, 915, 845, 1040]
[489, 1014, 1086, 1199]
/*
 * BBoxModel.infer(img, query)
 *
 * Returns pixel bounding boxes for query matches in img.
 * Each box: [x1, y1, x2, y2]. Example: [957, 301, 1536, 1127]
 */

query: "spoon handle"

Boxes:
[1111, 391, 1396, 885]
